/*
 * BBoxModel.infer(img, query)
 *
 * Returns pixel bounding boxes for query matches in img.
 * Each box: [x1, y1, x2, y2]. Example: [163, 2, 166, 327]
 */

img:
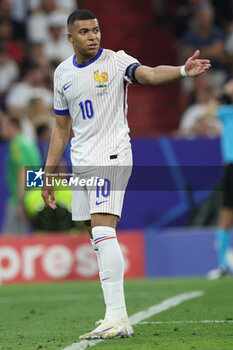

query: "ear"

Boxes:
[67, 33, 73, 43]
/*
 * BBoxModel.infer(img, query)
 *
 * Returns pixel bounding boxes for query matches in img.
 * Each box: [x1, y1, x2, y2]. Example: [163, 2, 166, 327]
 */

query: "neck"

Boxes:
[75, 48, 100, 65]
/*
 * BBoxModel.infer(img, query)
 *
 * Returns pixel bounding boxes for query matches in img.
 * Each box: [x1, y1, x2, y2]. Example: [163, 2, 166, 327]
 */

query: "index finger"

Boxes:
[199, 59, 211, 64]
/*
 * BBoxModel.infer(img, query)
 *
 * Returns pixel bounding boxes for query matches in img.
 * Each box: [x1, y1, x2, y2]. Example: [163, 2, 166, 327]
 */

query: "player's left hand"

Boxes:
[185, 50, 211, 77]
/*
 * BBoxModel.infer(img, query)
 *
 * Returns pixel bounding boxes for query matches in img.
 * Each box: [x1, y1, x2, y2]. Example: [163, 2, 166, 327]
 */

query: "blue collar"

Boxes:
[73, 47, 103, 68]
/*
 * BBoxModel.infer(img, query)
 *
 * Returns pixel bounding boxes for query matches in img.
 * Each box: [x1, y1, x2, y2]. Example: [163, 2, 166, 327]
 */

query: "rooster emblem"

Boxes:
[94, 70, 108, 88]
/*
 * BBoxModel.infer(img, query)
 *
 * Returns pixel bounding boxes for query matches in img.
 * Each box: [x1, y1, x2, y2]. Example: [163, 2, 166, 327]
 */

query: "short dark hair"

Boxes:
[67, 9, 97, 29]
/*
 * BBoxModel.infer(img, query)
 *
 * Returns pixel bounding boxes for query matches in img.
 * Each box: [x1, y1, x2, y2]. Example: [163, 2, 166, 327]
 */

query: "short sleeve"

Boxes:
[115, 50, 141, 82]
[54, 68, 70, 115]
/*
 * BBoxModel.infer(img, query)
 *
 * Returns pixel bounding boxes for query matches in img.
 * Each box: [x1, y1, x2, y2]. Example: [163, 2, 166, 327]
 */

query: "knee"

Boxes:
[91, 213, 118, 229]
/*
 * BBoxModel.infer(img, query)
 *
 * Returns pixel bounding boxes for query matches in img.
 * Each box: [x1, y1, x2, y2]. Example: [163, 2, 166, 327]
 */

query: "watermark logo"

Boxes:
[25, 168, 106, 189]
[26, 168, 45, 188]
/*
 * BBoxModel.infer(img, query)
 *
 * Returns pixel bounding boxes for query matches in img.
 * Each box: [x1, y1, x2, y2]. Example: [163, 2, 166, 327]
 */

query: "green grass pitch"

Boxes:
[0, 278, 233, 350]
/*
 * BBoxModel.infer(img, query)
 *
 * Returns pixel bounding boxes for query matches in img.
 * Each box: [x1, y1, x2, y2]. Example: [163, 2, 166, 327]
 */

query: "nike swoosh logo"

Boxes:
[101, 277, 111, 281]
[96, 200, 108, 205]
[64, 84, 72, 91]
[93, 326, 113, 334]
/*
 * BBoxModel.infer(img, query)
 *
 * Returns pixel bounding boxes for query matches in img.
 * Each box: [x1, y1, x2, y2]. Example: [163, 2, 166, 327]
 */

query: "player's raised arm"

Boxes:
[42, 114, 71, 210]
[135, 50, 211, 85]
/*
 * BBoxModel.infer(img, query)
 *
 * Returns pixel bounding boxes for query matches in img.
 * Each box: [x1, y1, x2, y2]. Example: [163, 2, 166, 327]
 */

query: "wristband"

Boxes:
[180, 65, 187, 77]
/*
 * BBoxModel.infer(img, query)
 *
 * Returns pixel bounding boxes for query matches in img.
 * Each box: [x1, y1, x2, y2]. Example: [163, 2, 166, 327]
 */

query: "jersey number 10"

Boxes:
[79, 100, 94, 119]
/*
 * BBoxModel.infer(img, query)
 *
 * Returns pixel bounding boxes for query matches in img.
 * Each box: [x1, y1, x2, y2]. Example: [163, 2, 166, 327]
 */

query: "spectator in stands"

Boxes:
[173, 0, 233, 39]
[0, 17, 24, 64]
[25, 97, 54, 141]
[29, 0, 77, 15]
[27, 0, 57, 43]
[6, 63, 53, 117]
[0, 44, 19, 109]
[178, 73, 222, 136]
[5, 63, 53, 140]
[0, 0, 26, 40]
[24, 43, 51, 70]
[9, 0, 27, 27]
[45, 11, 74, 63]
[207, 79, 233, 278]
[0, 114, 41, 234]
[181, 2, 227, 87]
[23, 43, 54, 91]
[179, 72, 215, 112]
[178, 101, 221, 136]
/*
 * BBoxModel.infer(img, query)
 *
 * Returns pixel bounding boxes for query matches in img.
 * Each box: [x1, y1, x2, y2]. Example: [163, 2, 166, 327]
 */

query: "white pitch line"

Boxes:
[139, 320, 233, 325]
[129, 291, 203, 325]
[62, 290, 203, 350]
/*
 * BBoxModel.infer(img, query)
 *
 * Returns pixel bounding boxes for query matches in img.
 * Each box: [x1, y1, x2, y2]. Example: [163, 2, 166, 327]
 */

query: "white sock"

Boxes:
[92, 226, 128, 322]
[90, 238, 103, 273]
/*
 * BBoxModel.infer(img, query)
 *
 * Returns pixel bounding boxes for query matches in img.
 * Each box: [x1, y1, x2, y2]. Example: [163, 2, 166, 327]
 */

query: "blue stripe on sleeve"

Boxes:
[54, 108, 70, 115]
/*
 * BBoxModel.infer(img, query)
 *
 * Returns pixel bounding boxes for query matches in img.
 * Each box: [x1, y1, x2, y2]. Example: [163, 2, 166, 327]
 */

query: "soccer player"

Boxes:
[207, 85, 233, 279]
[42, 9, 211, 339]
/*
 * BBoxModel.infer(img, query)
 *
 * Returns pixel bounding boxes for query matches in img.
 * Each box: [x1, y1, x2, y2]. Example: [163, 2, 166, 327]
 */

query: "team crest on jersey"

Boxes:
[94, 69, 108, 89]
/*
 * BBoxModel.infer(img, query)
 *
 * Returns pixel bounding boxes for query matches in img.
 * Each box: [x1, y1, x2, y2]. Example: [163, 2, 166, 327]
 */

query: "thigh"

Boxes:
[89, 148, 132, 218]
[71, 187, 91, 221]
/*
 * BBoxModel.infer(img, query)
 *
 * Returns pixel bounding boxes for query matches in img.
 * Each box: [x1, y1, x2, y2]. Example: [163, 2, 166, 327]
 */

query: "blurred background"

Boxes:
[0, 0, 233, 283]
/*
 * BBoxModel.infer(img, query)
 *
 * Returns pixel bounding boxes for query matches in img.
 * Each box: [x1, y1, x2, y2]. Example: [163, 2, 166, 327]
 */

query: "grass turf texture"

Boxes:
[0, 278, 233, 350]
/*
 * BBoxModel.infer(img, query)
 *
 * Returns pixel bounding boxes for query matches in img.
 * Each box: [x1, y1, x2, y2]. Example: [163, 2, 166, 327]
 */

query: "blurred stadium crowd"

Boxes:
[0, 0, 79, 142]
[0, 0, 80, 234]
[173, 0, 233, 136]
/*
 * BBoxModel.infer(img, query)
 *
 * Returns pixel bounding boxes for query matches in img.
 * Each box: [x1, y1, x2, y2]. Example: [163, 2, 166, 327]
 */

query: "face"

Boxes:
[49, 26, 63, 40]
[0, 118, 15, 140]
[42, 0, 56, 13]
[67, 19, 101, 61]
[196, 9, 214, 29]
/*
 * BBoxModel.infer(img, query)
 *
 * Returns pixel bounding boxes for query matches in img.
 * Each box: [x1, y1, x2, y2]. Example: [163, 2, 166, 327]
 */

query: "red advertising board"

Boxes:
[0, 231, 145, 283]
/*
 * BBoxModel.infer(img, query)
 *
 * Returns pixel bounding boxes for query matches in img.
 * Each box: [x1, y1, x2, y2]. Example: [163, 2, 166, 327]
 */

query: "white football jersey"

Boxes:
[54, 47, 140, 166]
